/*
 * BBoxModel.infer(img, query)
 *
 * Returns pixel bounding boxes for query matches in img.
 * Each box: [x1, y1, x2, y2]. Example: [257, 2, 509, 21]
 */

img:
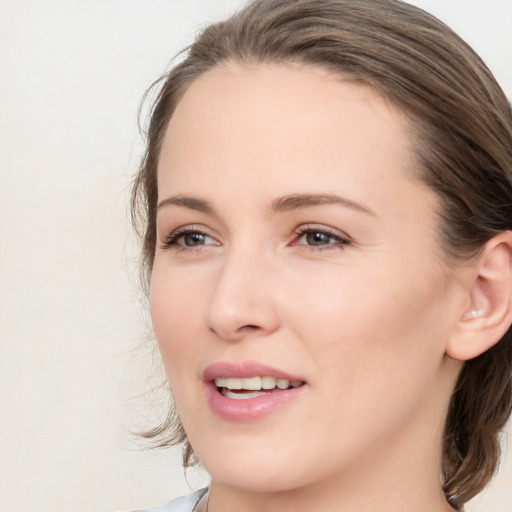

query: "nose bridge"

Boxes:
[206, 239, 279, 340]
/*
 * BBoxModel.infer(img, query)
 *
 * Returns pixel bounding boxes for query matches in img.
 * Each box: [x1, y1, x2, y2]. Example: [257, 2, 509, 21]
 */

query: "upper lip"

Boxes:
[202, 361, 305, 383]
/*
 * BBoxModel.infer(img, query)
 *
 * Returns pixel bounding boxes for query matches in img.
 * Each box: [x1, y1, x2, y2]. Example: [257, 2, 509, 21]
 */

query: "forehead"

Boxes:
[157, 61, 426, 212]
[161, 62, 411, 161]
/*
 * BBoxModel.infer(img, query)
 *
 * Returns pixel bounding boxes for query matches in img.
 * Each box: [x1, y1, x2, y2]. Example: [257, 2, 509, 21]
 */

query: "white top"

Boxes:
[129, 488, 208, 512]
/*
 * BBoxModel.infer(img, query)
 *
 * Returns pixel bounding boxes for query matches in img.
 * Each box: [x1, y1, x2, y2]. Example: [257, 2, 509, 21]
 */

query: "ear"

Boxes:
[446, 231, 512, 361]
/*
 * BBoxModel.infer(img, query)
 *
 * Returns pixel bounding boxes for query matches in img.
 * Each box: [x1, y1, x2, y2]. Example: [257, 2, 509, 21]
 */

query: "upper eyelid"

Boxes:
[161, 224, 214, 238]
[294, 224, 351, 240]
[164, 223, 348, 236]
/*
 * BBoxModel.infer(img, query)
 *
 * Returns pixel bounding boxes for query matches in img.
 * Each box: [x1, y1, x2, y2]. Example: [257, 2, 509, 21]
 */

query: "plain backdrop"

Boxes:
[0, 1, 511, 511]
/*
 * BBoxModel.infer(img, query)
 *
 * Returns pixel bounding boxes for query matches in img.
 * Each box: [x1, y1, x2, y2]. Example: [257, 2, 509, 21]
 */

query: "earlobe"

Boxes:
[446, 231, 512, 361]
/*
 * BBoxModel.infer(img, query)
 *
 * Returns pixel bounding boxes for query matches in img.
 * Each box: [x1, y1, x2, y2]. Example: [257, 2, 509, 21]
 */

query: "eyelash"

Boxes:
[160, 226, 215, 252]
[160, 225, 350, 252]
[292, 225, 350, 251]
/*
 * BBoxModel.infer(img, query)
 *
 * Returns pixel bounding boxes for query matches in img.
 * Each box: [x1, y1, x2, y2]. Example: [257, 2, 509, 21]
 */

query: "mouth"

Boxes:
[214, 376, 305, 400]
[203, 362, 307, 421]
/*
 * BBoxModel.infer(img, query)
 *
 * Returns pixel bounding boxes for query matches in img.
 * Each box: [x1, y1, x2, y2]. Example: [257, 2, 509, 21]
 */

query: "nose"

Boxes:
[205, 247, 281, 342]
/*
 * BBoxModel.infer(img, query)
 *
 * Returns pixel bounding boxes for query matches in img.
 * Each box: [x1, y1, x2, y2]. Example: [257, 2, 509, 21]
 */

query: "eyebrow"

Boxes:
[271, 193, 375, 215]
[157, 193, 375, 216]
[157, 195, 213, 213]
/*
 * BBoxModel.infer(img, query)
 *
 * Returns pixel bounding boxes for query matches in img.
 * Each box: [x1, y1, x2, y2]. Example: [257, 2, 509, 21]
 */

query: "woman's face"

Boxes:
[151, 63, 463, 493]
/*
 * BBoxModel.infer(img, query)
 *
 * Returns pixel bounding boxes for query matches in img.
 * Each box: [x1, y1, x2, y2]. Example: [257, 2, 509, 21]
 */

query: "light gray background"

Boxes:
[0, 1, 511, 511]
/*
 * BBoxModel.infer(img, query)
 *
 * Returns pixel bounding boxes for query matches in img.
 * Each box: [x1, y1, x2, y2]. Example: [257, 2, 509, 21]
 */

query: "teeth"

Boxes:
[276, 379, 289, 390]
[226, 377, 242, 390]
[215, 377, 227, 388]
[222, 390, 267, 400]
[214, 376, 302, 391]
[261, 376, 277, 389]
[241, 376, 262, 390]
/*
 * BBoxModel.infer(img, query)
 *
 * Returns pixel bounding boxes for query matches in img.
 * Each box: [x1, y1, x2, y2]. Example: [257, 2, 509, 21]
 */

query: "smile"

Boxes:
[204, 362, 308, 421]
[215, 376, 305, 400]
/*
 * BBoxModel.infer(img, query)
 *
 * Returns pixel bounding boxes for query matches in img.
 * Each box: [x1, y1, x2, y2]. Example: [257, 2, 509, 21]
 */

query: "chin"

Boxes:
[196, 443, 307, 493]
[207, 463, 304, 494]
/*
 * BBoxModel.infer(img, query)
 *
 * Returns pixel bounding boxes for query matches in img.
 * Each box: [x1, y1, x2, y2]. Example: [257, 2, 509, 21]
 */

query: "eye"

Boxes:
[179, 232, 210, 247]
[161, 226, 218, 250]
[300, 231, 334, 246]
[293, 226, 350, 250]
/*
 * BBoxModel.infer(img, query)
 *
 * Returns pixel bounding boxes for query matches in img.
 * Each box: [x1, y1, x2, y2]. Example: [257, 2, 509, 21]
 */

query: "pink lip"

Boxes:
[203, 361, 307, 422]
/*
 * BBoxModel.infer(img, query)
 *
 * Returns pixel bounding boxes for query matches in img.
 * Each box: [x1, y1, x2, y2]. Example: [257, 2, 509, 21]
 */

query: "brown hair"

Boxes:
[131, 0, 512, 507]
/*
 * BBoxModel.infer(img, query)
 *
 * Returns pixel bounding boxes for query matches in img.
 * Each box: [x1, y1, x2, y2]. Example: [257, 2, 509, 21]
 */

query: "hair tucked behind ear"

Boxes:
[132, 0, 512, 506]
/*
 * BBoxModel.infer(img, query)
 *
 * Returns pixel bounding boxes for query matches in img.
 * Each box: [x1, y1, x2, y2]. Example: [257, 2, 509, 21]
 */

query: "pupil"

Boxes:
[184, 233, 205, 246]
[307, 232, 329, 245]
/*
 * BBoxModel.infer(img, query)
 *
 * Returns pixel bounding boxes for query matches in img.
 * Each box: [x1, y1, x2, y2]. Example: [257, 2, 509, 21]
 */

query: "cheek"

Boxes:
[149, 265, 206, 377]
[285, 259, 451, 384]
[278, 263, 454, 458]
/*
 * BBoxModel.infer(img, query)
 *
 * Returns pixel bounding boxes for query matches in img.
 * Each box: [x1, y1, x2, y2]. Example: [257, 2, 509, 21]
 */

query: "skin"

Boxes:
[151, 62, 467, 512]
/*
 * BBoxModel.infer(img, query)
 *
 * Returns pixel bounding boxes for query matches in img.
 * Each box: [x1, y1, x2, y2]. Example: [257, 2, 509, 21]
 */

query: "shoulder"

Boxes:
[125, 487, 208, 512]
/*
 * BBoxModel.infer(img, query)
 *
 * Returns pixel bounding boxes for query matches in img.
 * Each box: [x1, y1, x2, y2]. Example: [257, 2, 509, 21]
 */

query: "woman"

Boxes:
[130, 0, 512, 510]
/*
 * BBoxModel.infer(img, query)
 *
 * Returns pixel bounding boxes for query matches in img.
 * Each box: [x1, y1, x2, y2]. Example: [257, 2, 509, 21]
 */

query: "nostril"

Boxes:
[238, 324, 261, 332]
[208, 323, 264, 341]
[208, 324, 260, 335]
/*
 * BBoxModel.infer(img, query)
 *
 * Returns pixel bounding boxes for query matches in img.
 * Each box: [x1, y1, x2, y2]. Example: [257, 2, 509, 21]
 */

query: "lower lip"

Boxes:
[205, 382, 307, 422]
